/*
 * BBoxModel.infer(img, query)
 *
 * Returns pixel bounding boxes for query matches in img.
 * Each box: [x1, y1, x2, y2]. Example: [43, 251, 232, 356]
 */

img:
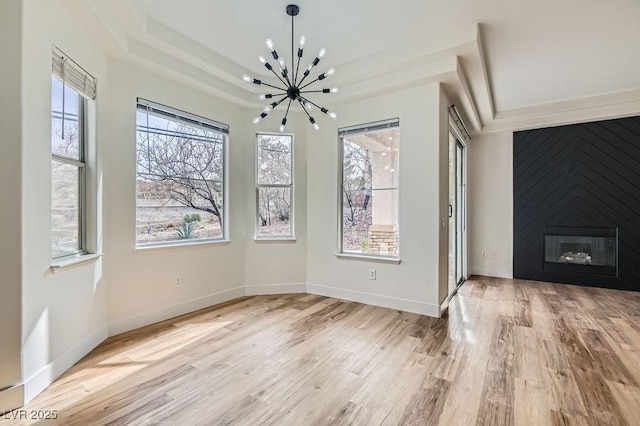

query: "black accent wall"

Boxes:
[513, 116, 640, 291]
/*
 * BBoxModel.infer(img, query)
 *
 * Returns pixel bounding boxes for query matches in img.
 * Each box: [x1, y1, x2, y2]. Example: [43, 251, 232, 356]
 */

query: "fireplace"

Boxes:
[543, 227, 618, 276]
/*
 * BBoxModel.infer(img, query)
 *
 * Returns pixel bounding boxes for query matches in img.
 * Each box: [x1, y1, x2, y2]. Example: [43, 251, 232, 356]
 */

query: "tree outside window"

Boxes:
[136, 102, 227, 245]
[256, 134, 293, 238]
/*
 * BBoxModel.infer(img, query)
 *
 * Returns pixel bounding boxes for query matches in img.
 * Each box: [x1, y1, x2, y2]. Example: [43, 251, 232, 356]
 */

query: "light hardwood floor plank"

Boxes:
[4, 276, 640, 425]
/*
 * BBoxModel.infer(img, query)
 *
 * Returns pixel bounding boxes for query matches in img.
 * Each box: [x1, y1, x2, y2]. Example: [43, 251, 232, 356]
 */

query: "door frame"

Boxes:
[448, 122, 468, 295]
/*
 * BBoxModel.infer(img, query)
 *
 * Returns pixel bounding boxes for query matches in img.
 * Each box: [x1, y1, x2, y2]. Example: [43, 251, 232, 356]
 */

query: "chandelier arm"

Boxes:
[294, 55, 302, 86]
[282, 70, 293, 87]
[300, 90, 329, 94]
[297, 98, 313, 120]
[298, 96, 324, 110]
[267, 67, 289, 88]
[284, 98, 293, 116]
[260, 81, 288, 91]
[296, 65, 313, 87]
[299, 77, 319, 90]
[282, 98, 293, 123]
[270, 95, 290, 110]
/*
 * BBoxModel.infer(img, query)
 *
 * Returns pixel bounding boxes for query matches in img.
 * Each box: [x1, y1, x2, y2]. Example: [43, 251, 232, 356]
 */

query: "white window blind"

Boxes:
[52, 46, 97, 100]
[338, 118, 399, 137]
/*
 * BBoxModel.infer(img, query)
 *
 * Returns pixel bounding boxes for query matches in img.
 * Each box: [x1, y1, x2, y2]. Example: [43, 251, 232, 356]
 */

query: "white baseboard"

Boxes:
[108, 286, 245, 337]
[244, 283, 307, 296]
[22, 325, 108, 404]
[468, 266, 513, 279]
[306, 283, 441, 318]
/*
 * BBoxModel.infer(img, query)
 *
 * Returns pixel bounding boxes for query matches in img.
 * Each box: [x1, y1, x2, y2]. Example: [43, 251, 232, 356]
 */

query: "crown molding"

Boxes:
[76, 2, 640, 134]
[483, 89, 640, 133]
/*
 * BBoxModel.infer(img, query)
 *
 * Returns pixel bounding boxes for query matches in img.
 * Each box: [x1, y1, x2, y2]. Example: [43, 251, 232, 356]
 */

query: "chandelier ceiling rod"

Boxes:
[242, 4, 338, 132]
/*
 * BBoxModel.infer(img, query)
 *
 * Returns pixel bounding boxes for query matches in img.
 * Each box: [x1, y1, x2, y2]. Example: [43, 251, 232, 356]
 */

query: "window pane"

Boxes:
[342, 126, 399, 256]
[136, 106, 226, 245]
[258, 187, 292, 237]
[257, 134, 292, 185]
[51, 76, 81, 160]
[52, 160, 80, 257]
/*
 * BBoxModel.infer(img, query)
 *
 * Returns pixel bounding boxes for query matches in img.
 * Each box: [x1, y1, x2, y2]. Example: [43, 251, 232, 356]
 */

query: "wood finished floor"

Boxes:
[5, 276, 640, 425]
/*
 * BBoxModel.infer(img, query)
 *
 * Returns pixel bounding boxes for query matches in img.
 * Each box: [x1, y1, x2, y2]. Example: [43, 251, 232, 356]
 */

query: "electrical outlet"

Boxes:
[175, 278, 182, 288]
[481, 252, 487, 259]
[369, 269, 376, 280]
[491, 251, 497, 259]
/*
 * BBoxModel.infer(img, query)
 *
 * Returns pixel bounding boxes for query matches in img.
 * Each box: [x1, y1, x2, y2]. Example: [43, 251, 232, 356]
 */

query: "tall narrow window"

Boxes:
[339, 119, 400, 257]
[256, 134, 294, 238]
[136, 99, 228, 246]
[51, 47, 96, 259]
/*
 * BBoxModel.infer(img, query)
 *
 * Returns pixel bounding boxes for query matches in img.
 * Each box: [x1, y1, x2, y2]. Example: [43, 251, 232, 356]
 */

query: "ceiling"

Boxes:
[79, 0, 640, 133]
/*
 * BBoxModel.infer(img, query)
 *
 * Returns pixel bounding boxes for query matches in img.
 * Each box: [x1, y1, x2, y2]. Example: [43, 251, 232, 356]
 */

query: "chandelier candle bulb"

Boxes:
[299, 35, 306, 47]
[331, 87, 338, 93]
[258, 56, 266, 64]
[263, 105, 272, 113]
[279, 124, 286, 133]
[242, 74, 252, 83]
[313, 123, 320, 130]
[318, 48, 326, 58]
[266, 39, 274, 51]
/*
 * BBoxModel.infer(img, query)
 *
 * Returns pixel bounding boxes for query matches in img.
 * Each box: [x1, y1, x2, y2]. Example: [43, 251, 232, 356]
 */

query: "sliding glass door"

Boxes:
[448, 133, 466, 297]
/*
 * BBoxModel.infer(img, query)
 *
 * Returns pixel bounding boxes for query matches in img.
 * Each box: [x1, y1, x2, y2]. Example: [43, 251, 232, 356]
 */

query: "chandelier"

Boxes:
[242, 4, 337, 132]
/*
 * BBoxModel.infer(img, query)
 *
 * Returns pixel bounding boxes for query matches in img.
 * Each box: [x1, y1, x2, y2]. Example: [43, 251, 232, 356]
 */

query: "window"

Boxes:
[339, 119, 400, 257]
[51, 47, 96, 259]
[256, 133, 293, 238]
[136, 99, 228, 246]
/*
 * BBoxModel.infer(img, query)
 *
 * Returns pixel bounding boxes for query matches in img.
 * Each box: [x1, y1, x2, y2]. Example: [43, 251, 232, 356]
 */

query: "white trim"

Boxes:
[307, 283, 441, 318]
[22, 326, 107, 403]
[244, 283, 307, 296]
[135, 239, 232, 252]
[107, 287, 245, 336]
[335, 253, 401, 265]
[468, 266, 513, 279]
[255, 132, 295, 240]
[50, 253, 102, 272]
[253, 238, 297, 243]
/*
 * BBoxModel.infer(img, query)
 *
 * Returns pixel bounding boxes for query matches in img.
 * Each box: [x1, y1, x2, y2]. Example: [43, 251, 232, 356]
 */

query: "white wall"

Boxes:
[306, 84, 449, 316]
[20, 0, 110, 402]
[0, 0, 26, 413]
[243, 114, 308, 294]
[467, 130, 513, 278]
[104, 58, 248, 334]
[7, 0, 455, 407]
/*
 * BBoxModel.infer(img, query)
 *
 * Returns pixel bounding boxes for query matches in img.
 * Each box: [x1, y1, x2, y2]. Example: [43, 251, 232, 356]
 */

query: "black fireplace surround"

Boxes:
[513, 115, 640, 291]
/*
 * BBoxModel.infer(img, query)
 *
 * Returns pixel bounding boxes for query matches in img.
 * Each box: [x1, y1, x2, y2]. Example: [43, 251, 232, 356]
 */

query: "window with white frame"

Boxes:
[339, 119, 400, 257]
[51, 47, 96, 259]
[256, 133, 293, 238]
[135, 99, 228, 246]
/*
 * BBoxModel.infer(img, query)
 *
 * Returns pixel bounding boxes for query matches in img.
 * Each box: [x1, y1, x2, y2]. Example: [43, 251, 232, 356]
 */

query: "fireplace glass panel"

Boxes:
[544, 235, 616, 267]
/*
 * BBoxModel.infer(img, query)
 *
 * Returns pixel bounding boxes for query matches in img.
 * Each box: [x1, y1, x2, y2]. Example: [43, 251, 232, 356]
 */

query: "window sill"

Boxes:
[254, 237, 297, 243]
[135, 239, 232, 252]
[335, 253, 401, 264]
[50, 253, 103, 273]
